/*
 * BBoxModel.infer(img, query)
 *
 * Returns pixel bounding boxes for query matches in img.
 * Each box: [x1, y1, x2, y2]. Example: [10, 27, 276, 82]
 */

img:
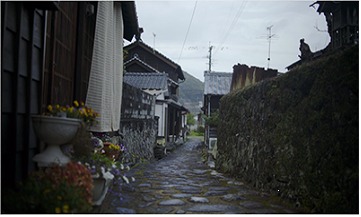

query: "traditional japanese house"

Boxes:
[203, 71, 232, 149]
[124, 72, 168, 139]
[124, 41, 187, 142]
[287, 1, 358, 70]
[312, 1, 359, 50]
[1, 1, 140, 188]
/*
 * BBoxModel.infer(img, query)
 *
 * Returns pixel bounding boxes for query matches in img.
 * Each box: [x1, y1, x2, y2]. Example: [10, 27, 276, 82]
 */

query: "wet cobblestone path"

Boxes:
[98, 138, 297, 214]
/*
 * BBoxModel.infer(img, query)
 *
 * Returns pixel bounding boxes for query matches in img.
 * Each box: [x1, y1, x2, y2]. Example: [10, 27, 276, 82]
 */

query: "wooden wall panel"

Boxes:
[43, 2, 96, 107]
[1, 72, 14, 112]
[2, 1, 97, 189]
[42, 2, 78, 106]
[1, 2, 46, 188]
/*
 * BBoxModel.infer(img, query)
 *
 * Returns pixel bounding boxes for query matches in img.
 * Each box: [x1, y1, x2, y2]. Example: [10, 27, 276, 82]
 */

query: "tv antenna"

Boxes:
[266, 25, 277, 69]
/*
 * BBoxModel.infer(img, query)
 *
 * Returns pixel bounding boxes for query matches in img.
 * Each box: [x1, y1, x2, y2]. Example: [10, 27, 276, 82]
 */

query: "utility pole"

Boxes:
[266, 25, 275, 69]
[208, 42, 213, 72]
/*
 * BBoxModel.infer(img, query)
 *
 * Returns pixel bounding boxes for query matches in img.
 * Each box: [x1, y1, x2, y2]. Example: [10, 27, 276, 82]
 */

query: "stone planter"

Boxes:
[31, 115, 82, 167]
[92, 173, 114, 206]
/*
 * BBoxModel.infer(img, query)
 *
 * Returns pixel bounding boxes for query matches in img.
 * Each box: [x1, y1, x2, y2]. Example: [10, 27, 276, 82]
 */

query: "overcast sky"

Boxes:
[127, 1, 330, 82]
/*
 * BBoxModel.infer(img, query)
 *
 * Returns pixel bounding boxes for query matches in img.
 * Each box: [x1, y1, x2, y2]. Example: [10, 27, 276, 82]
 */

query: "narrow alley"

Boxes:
[98, 138, 297, 214]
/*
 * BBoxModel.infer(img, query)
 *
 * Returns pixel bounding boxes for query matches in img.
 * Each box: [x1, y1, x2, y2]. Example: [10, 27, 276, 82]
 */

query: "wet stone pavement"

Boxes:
[98, 138, 297, 214]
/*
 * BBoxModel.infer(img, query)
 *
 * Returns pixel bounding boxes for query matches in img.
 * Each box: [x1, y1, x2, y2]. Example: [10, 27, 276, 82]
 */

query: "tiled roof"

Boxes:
[124, 40, 185, 80]
[125, 40, 178, 68]
[204, 72, 233, 95]
[123, 72, 168, 90]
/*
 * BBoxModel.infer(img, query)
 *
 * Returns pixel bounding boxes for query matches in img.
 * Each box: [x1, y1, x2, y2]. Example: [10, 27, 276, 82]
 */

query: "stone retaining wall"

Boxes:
[119, 118, 158, 163]
[216, 46, 358, 213]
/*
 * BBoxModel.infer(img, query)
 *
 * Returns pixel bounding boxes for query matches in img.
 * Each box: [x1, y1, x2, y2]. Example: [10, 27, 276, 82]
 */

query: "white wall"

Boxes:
[155, 101, 167, 137]
[145, 89, 167, 138]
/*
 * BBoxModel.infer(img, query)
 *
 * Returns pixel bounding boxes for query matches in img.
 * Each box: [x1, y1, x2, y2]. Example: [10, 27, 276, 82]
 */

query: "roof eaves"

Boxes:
[124, 41, 184, 79]
[121, 1, 140, 42]
[139, 41, 180, 68]
[124, 56, 160, 73]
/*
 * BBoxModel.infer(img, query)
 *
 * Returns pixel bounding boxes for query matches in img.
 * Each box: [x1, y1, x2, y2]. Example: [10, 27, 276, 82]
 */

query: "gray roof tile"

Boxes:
[204, 72, 232, 95]
[124, 72, 168, 90]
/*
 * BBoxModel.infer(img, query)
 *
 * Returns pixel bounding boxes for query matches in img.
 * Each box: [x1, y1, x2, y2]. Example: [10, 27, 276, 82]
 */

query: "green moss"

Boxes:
[217, 46, 359, 214]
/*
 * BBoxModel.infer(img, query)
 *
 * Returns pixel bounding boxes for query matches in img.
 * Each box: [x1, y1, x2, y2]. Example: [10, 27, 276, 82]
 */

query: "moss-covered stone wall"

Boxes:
[119, 118, 157, 163]
[216, 46, 358, 213]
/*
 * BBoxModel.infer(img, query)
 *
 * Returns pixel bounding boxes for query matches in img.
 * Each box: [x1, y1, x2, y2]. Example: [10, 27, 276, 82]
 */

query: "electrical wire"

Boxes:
[214, 1, 247, 56]
[177, 1, 198, 63]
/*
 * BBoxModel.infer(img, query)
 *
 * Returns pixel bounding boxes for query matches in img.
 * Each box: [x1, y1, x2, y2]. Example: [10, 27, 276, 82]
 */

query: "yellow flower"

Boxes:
[55, 207, 61, 214]
[47, 105, 53, 112]
[68, 106, 74, 113]
[109, 143, 120, 150]
[80, 101, 85, 107]
[73, 100, 79, 107]
[61, 106, 67, 112]
[82, 108, 88, 116]
[62, 204, 70, 213]
[56, 104, 60, 109]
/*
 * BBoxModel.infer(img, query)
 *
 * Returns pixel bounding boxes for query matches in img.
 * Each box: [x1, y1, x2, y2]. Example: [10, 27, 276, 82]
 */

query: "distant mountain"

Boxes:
[179, 71, 204, 115]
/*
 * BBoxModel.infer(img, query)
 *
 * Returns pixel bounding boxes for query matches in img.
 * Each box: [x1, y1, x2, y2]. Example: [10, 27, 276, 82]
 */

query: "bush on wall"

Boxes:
[216, 46, 358, 213]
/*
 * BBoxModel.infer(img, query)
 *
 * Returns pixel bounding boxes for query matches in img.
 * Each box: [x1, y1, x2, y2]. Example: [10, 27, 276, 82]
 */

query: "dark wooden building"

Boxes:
[287, 1, 359, 70]
[1, 1, 139, 188]
[312, 1, 359, 50]
[124, 40, 187, 142]
[203, 71, 232, 148]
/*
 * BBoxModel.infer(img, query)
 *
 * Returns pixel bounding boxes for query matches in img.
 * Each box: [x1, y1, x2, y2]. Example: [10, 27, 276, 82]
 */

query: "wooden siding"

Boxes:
[122, 82, 155, 120]
[43, 2, 96, 108]
[1, 2, 46, 187]
[43, 2, 79, 107]
[1, 2, 97, 188]
[74, 2, 97, 101]
[230, 64, 278, 92]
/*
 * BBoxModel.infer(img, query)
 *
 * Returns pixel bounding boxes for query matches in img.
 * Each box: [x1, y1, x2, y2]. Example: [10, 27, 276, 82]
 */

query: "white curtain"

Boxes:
[86, 2, 123, 132]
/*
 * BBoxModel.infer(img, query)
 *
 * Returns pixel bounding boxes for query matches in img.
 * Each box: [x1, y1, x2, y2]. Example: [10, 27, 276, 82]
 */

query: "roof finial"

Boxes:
[136, 27, 143, 41]
[152, 32, 156, 53]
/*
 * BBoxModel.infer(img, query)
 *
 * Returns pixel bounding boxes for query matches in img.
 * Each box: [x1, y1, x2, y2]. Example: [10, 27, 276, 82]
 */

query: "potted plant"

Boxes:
[103, 142, 125, 161]
[73, 136, 133, 206]
[32, 101, 99, 167]
[2, 162, 93, 214]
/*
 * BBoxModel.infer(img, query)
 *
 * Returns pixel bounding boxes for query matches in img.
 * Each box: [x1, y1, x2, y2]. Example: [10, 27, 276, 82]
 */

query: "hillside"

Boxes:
[179, 71, 204, 115]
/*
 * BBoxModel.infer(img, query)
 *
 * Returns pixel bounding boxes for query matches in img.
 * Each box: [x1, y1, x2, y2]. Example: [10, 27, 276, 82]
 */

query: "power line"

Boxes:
[214, 1, 247, 56]
[178, 1, 198, 63]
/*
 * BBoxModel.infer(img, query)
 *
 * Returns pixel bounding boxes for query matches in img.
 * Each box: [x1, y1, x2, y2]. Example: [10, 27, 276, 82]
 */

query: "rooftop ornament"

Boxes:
[298, 38, 313, 60]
